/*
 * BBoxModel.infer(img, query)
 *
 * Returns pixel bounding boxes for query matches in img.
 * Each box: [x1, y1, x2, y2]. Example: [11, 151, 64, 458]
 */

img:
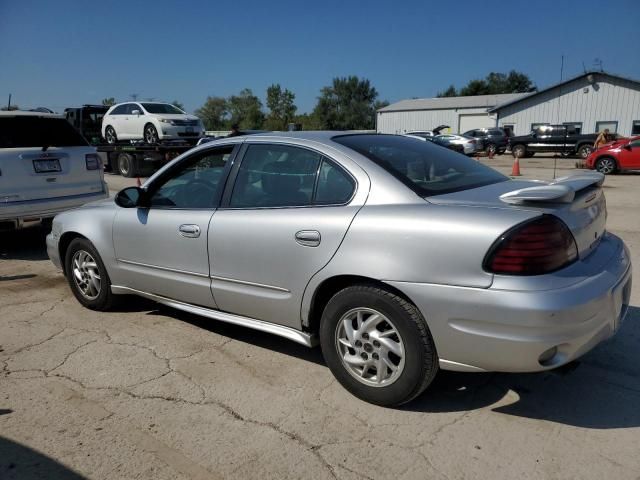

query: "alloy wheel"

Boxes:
[596, 158, 615, 174]
[71, 250, 101, 300]
[145, 125, 158, 144]
[335, 307, 405, 387]
[105, 127, 116, 144]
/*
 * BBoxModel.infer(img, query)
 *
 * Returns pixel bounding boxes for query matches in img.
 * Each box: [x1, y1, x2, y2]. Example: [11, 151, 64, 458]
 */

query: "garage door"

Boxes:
[458, 114, 495, 133]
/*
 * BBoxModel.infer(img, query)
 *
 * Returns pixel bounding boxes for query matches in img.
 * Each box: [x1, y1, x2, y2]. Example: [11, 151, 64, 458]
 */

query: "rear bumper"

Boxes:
[388, 232, 632, 373]
[0, 187, 108, 229]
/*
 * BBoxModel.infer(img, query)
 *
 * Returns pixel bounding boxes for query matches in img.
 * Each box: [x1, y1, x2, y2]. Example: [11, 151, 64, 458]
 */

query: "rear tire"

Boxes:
[117, 153, 137, 178]
[577, 144, 593, 159]
[595, 157, 617, 175]
[104, 126, 117, 144]
[65, 238, 116, 311]
[319, 285, 438, 406]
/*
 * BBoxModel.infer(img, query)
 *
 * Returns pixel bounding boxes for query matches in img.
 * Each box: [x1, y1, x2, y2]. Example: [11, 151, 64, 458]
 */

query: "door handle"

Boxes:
[178, 224, 201, 238]
[295, 230, 321, 247]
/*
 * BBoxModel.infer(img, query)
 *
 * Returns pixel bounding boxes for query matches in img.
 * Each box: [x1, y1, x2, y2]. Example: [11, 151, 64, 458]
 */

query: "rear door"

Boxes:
[209, 142, 364, 329]
[0, 115, 104, 202]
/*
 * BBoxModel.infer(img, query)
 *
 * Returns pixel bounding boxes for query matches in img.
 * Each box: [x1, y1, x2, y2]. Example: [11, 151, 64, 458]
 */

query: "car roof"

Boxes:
[0, 110, 64, 118]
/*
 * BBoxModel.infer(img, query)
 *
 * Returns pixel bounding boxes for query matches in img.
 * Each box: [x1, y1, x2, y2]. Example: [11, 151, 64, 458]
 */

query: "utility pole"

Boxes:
[130, 93, 139, 101]
[7, 94, 11, 110]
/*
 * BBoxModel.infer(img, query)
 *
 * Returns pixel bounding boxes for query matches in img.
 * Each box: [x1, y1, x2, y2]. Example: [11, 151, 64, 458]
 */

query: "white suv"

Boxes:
[0, 111, 108, 230]
[101, 102, 204, 144]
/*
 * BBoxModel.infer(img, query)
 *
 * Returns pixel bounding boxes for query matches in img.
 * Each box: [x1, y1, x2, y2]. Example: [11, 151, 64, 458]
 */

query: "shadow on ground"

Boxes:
[0, 226, 50, 262]
[147, 299, 640, 430]
[0, 435, 87, 480]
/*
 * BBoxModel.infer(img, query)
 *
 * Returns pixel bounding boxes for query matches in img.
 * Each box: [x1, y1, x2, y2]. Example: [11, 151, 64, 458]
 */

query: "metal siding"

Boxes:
[497, 76, 640, 136]
[376, 107, 493, 134]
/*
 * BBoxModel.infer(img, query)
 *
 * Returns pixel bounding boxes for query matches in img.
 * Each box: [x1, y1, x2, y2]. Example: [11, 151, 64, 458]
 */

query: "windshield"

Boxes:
[141, 103, 185, 114]
[333, 134, 507, 196]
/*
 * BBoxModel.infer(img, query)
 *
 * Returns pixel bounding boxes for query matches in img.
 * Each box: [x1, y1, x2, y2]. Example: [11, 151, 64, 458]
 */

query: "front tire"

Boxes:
[144, 123, 159, 144]
[511, 144, 526, 158]
[595, 156, 617, 175]
[319, 285, 438, 406]
[65, 238, 116, 311]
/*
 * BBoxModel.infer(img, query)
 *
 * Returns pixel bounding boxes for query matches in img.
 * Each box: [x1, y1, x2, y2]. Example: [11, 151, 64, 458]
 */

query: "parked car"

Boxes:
[47, 133, 631, 406]
[463, 128, 509, 155]
[435, 134, 481, 155]
[0, 111, 108, 230]
[405, 125, 449, 137]
[101, 102, 204, 145]
[405, 133, 465, 154]
[585, 136, 640, 174]
[509, 125, 607, 159]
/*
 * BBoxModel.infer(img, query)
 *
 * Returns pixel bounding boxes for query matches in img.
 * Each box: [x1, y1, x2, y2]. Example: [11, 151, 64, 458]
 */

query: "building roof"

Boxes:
[488, 70, 640, 112]
[377, 93, 529, 113]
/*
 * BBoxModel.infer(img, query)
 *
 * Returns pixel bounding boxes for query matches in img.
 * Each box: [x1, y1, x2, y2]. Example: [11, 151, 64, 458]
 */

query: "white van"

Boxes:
[0, 111, 108, 230]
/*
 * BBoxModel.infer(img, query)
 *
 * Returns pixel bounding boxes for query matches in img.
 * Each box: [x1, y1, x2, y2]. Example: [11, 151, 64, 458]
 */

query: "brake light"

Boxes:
[484, 215, 578, 275]
[85, 153, 101, 170]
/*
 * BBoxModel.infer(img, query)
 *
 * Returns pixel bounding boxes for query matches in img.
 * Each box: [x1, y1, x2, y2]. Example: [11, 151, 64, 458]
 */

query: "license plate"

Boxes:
[186, 127, 194, 133]
[33, 159, 61, 173]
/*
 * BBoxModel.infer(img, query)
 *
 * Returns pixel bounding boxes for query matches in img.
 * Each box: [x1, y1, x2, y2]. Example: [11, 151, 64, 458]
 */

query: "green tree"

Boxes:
[195, 96, 229, 130]
[436, 85, 458, 98]
[442, 70, 536, 97]
[171, 100, 185, 111]
[101, 97, 116, 106]
[265, 84, 297, 130]
[292, 112, 323, 130]
[313, 76, 380, 130]
[228, 88, 264, 129]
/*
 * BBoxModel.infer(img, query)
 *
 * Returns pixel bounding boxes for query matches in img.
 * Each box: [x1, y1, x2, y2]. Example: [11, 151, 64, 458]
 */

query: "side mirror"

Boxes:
[115, 187, 145, 208]
[131, 110, 141, 116]
[623, 144, 632, 151]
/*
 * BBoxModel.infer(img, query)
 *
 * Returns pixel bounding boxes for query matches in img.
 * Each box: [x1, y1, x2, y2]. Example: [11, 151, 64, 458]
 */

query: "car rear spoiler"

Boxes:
[499, 172, 604, 204]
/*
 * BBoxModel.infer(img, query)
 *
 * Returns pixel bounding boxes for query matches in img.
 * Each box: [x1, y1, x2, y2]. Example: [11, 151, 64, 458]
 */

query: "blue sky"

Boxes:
[1, 0, 639, 114]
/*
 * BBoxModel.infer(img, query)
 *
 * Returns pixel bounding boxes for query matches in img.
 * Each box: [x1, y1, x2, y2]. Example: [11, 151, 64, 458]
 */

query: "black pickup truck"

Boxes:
[509, 125, 609, 159]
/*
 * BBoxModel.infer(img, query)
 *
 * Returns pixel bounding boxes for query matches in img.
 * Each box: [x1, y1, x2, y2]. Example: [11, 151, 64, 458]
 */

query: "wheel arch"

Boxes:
[304, 274, 417, 335]
[58, 231, 89, 276]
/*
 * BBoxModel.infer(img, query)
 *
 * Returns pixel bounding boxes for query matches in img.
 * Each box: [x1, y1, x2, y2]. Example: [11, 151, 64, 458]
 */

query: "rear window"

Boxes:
[333, 134, 507, 196]
[0, 116, 89, 148]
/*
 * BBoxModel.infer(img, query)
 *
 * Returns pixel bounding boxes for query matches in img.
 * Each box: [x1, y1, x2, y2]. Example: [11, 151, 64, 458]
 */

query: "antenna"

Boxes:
[593, 58, 603, 72]
[129, 93, 139, 101]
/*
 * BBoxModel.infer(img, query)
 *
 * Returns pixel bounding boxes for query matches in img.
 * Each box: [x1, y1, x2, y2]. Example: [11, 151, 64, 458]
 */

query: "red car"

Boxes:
[586, 136, 640, 174]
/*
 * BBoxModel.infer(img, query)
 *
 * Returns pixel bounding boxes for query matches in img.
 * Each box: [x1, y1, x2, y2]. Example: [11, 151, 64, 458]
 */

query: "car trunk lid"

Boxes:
[428, 173, 607, 259]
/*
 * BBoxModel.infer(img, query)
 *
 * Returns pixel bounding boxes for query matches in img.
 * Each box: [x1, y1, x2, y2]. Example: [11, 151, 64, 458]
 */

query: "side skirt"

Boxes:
[111, 285, 318, 347]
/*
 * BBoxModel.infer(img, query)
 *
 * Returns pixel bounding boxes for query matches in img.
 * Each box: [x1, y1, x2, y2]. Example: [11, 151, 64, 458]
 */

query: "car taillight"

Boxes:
[484, 215, 578, 275]
[85, 153, 101, 170]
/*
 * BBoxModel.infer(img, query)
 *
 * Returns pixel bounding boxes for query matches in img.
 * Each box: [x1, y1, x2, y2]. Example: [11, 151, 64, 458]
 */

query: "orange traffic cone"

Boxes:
[488, 148, 494, 159]
[136, 177, 142, 187]
[511, 154, 521, 176]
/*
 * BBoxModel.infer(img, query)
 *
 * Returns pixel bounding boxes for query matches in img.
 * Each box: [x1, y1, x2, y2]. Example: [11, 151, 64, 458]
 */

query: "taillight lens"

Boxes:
[85, 153, 101, 170]
[484, 215, 578, 275]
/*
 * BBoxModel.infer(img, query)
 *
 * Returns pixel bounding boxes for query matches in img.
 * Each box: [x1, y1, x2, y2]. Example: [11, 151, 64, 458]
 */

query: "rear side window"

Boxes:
[0, 116, 89, 148]
[334, 134, 507, 197]
[315, 159, 355, 204]
[110, 104, 128, 115]
[230, 144, 321, 208]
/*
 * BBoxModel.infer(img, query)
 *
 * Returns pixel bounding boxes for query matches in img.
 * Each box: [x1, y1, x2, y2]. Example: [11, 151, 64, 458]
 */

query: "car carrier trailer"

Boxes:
[65, 104, 198, 177]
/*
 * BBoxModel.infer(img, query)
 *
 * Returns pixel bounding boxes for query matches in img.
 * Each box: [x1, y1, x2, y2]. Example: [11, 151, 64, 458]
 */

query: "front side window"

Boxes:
[110, 104, 128, 115]
[149, 146, 233, 209]
[230, 144, 322, 208]
[141, 103, 185, 114]
[127, 103, 143, 115]
[334, 134, 507, 197]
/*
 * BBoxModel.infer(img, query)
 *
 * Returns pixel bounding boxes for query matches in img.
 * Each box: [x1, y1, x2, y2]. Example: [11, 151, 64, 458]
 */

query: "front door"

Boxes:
[128, 103, 146, 140]
[617, 138, 640, 169]
[112, 144, 236, 307]
[209, 143, 362, 329]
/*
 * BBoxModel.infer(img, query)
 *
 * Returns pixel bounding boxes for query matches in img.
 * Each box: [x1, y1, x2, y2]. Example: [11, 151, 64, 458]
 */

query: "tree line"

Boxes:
[194, 76, 389, 132]
[437, 70, 536, 97]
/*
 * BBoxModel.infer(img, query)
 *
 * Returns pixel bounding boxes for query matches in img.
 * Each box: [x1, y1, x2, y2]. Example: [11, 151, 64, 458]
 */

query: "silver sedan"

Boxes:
[47, 132, 632, 406]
